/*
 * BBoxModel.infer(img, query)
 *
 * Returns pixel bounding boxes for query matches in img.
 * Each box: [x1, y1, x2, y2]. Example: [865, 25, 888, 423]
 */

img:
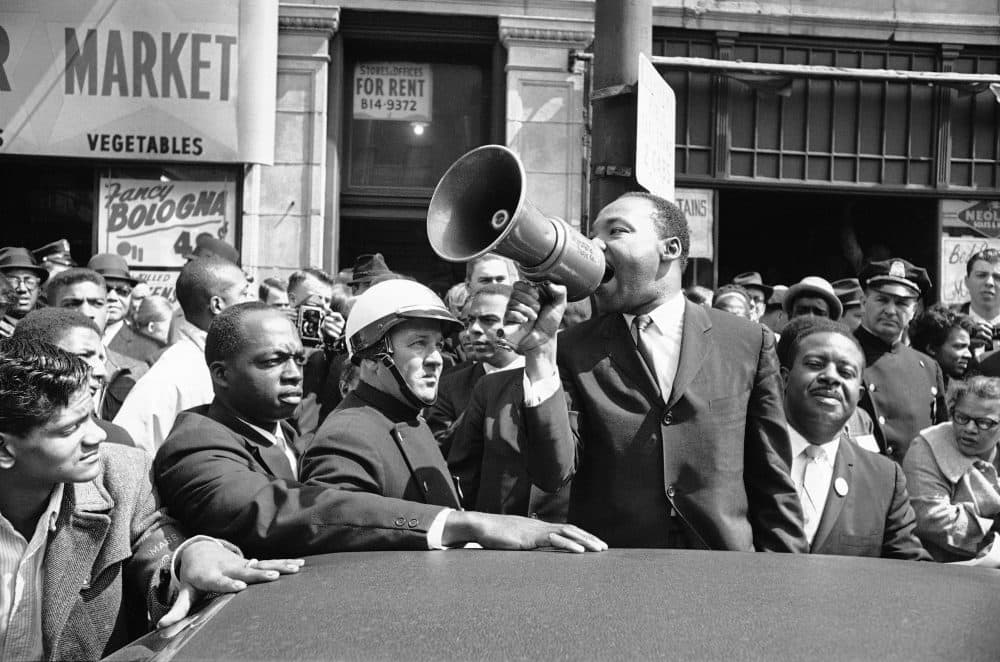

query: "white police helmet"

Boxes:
[346, 279, 461, 362]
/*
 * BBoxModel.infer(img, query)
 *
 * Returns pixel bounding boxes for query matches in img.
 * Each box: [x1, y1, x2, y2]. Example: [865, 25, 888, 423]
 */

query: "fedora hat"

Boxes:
[87, 253, 138, 286]
[348, 253, 392, 286]
[731, 271, 773, 299]
[783, 276, 843, 320]
[0, 246, 49, 282]
[184, 234, 240, 265]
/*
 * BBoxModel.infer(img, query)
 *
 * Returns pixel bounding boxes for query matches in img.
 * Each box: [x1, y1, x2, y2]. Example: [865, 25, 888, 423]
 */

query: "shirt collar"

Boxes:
[175, 317, 208, 352]
[0, 484, 64, 541]
[483, 354, 525, 374]
[788, 423, 841, 460]
[236, 417, 283, 446]
[103, 320, 124, 345]
[969, 307, 1000, 327]
[623, 291, 685, 332]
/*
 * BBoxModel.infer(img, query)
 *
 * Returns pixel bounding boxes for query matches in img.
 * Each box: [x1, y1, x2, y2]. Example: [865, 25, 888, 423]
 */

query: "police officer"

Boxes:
[299, 279, 606, 552]
[854, 258, 948, 463]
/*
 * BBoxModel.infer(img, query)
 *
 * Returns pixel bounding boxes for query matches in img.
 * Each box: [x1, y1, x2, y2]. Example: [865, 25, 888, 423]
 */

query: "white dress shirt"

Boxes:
[113, 318, 213, 453]
[0, 485, 63, 662]
[622, 291, 686, 402]
[788, 425, 840, 545]
[483, 354, 524, 375]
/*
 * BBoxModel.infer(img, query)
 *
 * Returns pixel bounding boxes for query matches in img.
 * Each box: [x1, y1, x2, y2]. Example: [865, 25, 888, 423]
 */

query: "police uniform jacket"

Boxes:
[854, 326, 948, 463]
[300, 382, 462, 510]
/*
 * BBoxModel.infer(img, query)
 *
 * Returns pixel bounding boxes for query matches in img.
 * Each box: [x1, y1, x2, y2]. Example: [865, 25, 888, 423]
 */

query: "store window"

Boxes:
[337, 11, 501, 286]
[0, 158, 241, 298]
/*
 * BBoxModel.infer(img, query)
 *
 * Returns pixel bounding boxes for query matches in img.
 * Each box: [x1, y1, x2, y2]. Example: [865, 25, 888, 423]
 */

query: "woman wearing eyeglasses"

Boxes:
[903, 376, 1000, 564]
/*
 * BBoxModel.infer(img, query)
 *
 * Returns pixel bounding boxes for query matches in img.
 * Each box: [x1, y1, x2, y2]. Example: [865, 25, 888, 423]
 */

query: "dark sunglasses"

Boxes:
[106, 284, 133, 297]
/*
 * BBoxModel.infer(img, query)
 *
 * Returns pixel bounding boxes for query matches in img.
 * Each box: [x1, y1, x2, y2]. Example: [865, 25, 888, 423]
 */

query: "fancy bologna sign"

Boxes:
[97, 177, 236, 298]
[0, 0, 277, 163]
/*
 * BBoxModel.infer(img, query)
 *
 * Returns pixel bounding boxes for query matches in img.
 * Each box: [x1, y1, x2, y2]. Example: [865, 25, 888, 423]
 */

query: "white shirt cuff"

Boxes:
[523, 370, 560, 407]
[427, 508, 453, 550]
[169, 535, 242, 594]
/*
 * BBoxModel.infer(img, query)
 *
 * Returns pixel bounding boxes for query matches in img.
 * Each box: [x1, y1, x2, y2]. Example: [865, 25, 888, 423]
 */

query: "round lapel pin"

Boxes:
[834, 477, 849, 497]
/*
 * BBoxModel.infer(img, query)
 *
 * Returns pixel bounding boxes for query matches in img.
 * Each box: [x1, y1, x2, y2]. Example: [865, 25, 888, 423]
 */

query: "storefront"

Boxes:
[0, 0, 277, 296]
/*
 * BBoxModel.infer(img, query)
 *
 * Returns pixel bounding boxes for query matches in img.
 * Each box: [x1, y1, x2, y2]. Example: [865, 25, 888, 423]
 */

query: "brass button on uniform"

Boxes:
[394, 517, 406, 527]
[662, 411, 674, 425]
[408, 519, 419, 528]
[666, 485, 676, 498]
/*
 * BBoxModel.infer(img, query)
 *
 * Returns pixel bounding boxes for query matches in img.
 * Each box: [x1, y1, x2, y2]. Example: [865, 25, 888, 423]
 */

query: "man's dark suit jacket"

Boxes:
[425, 360, 485, 455]
[809, 435, 930, 560]
[448, 368, 569, 521]
[109, 322, 165, 367]
[154, 398, 450, 557]
[527, 299, 808, 551]
[96, 418, 135, 447]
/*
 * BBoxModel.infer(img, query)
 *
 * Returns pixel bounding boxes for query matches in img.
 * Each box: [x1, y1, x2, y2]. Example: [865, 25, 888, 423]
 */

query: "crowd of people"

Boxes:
[3, 192, 1000, 659]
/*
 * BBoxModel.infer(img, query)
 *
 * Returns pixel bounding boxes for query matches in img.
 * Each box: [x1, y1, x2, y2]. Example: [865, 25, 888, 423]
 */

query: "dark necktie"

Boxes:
[631, 314, 660, 396]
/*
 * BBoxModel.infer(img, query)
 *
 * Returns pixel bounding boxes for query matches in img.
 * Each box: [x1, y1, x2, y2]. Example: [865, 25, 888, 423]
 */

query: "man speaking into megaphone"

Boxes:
[502, 190, 809, 552]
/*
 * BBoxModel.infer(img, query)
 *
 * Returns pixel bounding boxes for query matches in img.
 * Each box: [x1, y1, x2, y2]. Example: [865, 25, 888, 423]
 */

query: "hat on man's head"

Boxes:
[783, 276, 843, 320]
[87, 253, 138, 286]
[831, 277, 864, 309]
[767, 284, 788, 307]
[860, 258, 931, 298]
[0, 247, 49, 282]
[32, 239, 76, 268]
[348, 253, 392, 286]
[731, 271, 773, 298]
[184, 234, 240, 265]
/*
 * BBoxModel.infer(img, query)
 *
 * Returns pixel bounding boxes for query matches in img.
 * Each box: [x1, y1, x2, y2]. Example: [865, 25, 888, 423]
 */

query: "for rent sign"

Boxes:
[0, 0, 277, 163]
[96, 177, 236, 269]
[353, 62, 432, 122]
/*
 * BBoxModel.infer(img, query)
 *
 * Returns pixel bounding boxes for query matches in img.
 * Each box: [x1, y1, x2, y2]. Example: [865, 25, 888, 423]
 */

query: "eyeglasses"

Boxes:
[6, 275, 40, 289]
[106, 284, 133, 297]
[952, 411, 1000, 431]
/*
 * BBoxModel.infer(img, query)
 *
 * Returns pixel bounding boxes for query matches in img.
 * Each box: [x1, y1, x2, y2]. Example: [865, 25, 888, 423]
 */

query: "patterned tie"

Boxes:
[800, 445, 829, 545]
[631, 314, 660, 397]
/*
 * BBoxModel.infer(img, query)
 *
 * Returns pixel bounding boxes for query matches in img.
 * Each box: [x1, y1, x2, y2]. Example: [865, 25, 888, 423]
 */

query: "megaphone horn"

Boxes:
[426, 145, 610, 302]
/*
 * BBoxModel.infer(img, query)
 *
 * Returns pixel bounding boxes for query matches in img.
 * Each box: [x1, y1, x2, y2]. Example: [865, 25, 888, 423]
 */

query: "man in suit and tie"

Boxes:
[511, 191, 807, 551]
[156, 300, 605, 557]
[446, 284, 569, 520]
[776, 316, 929, 560]
[427, 283, 523, 453]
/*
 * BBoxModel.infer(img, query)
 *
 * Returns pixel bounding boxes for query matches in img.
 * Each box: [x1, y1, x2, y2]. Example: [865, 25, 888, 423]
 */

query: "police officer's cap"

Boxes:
[860, 259, 931, 298]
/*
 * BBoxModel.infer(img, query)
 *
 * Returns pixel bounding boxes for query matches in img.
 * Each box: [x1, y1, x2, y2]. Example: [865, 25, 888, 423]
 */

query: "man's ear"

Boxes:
[208, 295, 225, 316]
[779, 365, 790, 390]
[209, 360, 229, 389]
[659, 237, 682, 262]
[0, 434, 17, 470]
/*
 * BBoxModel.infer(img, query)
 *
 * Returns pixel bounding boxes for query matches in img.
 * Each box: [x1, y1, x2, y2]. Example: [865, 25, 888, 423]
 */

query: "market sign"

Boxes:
[0, 0, 277, 163]
[353, 62, 432, 121]
[96, 177, 236, 269]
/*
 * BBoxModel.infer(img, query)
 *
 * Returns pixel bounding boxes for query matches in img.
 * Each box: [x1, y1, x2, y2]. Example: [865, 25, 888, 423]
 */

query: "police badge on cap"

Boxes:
[859, 258, 932, 297]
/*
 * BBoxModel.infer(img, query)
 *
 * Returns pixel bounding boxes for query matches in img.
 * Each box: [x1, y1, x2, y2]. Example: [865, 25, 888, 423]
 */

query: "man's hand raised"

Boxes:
[501, 281, 567, 354]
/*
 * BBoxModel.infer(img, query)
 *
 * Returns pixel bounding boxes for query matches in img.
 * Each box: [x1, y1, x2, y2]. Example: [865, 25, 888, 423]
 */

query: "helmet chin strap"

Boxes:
[374, 345, 437, 410]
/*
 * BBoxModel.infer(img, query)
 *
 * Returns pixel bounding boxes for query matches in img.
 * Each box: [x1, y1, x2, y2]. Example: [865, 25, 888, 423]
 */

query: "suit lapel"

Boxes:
[43, 479, 117, 653]
[209, 400, 296, 481]
[605, 315, 659, 402]
[810, 435, 853, 552]
[666, 301, 712, 410]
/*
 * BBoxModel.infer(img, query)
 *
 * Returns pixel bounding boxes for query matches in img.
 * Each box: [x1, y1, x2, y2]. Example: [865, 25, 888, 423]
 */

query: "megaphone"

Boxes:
[426, 145, 609, 302]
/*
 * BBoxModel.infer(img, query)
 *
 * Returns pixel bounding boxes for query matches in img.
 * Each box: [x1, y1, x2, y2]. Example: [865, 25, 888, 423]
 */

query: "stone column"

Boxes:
[244, 1, 339, 282]
[499, 16, 593, 230]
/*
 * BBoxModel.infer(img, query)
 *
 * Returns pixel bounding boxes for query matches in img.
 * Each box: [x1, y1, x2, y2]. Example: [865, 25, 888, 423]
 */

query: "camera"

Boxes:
[296, 305, 326, 347]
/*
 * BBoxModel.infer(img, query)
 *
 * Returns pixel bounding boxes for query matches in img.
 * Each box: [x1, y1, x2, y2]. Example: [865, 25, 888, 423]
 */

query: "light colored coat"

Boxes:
[43, 443, 182, 661]
[903, 422, 1000, 564]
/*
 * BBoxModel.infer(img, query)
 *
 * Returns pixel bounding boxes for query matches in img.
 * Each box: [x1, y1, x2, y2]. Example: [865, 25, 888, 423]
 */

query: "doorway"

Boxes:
[717, 189, 939, 300]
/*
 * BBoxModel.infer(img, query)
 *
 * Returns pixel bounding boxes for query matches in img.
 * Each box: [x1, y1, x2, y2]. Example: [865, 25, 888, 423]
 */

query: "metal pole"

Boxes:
[588, 0, 652, 218]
